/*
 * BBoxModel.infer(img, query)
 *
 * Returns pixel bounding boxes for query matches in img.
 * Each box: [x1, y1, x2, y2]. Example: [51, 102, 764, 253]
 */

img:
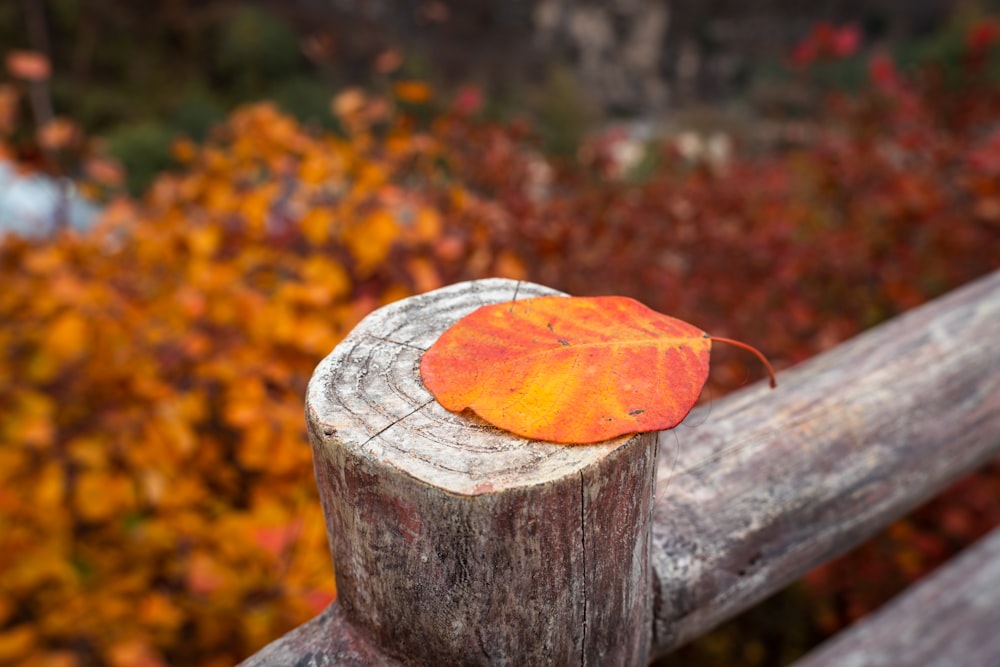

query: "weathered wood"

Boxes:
[301, 278, 657, 666]
[241, 270, 1000, 666]
[238, 600, 406, 666]
[650, 269, 1000, 655]
[791, 524, 1000, 667]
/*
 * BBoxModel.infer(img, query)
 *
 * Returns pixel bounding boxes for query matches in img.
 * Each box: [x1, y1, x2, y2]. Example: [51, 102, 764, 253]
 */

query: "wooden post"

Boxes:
[303, 278, 658, 665]
[241, 270, 1000, 665]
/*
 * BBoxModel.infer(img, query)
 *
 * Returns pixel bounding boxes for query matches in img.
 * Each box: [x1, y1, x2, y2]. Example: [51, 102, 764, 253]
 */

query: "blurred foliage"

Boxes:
[104, 123, 174, 197]
[0, 79, 533, 663]
[215, 6, 300, 83]
[1, 9, 1000, 667]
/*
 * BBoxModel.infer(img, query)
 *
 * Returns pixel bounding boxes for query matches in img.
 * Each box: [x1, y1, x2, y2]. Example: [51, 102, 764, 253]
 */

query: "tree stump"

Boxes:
[305, 278, 658, 666]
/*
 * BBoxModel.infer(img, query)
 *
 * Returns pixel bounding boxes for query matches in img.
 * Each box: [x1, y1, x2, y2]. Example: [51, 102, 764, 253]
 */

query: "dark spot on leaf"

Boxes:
[629, 409, 645, 416]
[547, 322, 554, 332]
[557, 338, 570, 346]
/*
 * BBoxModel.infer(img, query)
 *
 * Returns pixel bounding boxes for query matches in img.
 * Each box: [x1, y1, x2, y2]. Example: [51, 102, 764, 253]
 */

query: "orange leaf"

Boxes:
[420, 295, 710, 443]
[107, 640, 168, 667]
[393, 80, 432, 104]
[37, 118, 80, 151]
[5, 50, 50, 81]
[421, 295, 775, 444]
[332, 88, 366, 118]
[0, 625, 36, 662]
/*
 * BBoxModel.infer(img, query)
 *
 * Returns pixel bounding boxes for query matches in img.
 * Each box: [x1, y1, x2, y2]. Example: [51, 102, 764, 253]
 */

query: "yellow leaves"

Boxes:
[301, 255, 351, 301]
[107, 639, 167, 667]
[33, 463, 64, 511]
[342, 209, 400, 274]
[171, 137, 197, 164]
[22, 246, 65, 275]
[42, 310, 90, 366]
[0, 97, 504, 664]
[333, 88, 366, 118]
[224, 376, 265, 430]
[138, 593, 184, 636]
[413, 207, 442, 241]
[332, 88, 376, 134]
[407, 257, 442, 293]
[251, 520, 301, 561]
[186, 225, 221, 258]
[291, 314, 340, 356]
[186, 552, 228, 597]
[239, 183, 279, 232]
[300, 208, 334, 245]
[298, 151, 342, 186]
[75, 470, 136, 523]
[4, 548, 75, 594]
[393, 80, 433, 104]
[0, 595, 12, 626]
[0, 625, 36, 663]
[494, 251, 527, 280]
[5, 391, 55, 449]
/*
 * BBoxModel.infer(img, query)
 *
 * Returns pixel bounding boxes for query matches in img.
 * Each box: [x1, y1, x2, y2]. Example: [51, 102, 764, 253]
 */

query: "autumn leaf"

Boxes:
[420, 295, 776, 444]
[5, 50, 51, 81]
[393, 80, 432, 104]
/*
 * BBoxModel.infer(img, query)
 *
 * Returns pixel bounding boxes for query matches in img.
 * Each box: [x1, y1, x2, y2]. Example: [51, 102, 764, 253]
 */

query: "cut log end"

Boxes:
[306, 278, 632, 496]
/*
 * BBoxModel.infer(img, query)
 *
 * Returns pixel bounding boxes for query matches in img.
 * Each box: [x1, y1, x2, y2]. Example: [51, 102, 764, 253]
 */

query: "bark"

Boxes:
[304, 278, 658, 665]
[241, 270, 1000, 665]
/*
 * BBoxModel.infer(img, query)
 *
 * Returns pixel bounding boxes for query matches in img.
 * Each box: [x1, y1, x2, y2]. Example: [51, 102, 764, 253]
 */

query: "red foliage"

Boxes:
[431, 47, 1000, 641]
[2, 19, 1000, 664]
[791, 23, 862, 68]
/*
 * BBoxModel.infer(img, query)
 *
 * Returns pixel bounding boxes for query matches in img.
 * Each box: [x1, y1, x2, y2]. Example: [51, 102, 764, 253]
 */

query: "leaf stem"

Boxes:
[710, 336, 778, 388]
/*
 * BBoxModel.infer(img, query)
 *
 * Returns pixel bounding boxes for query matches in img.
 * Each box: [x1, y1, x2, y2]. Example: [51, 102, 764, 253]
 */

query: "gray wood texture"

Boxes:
[791, 524, 1000, 667]
[238, 600, 406, 667]
[304, 278, 657, 665]
[650, 269, 1000, 656]
[241, 269, 1000, 666]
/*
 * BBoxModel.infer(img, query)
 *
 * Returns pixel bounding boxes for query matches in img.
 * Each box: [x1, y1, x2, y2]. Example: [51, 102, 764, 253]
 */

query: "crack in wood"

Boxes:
[579, 470, 587, 666]
[358, 399, 434, 450]
[367, 335, 427, 352]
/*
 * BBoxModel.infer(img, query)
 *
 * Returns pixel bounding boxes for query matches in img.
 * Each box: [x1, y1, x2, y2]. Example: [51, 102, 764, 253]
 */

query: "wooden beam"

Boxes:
[238, 600, 406, 666]
[241, 270, 1000, 665]
[791, 524, 1000, 667]
[650, 269, 1000, 655]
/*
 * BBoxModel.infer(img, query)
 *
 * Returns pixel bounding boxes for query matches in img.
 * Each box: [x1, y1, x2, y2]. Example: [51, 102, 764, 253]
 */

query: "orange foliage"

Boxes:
[0, 100, 518, 665]
[2, 29, 1000, 663]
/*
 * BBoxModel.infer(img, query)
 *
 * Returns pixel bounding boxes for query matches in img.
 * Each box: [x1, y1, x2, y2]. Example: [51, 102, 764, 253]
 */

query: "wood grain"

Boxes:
[237, 600, 406, 666]
[241, 270, 1000, 666]
[304, 278, 658, 665]
[791, 524, 1000, 667]
[650, 269, 1000, 656]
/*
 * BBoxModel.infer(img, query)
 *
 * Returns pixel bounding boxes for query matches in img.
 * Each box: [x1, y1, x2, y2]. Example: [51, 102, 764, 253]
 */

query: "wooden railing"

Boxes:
[240, 271, 1000, 666]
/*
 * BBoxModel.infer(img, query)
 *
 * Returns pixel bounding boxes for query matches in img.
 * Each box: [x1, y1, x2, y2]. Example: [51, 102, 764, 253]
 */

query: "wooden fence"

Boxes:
[240, 271, 1000, 666]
